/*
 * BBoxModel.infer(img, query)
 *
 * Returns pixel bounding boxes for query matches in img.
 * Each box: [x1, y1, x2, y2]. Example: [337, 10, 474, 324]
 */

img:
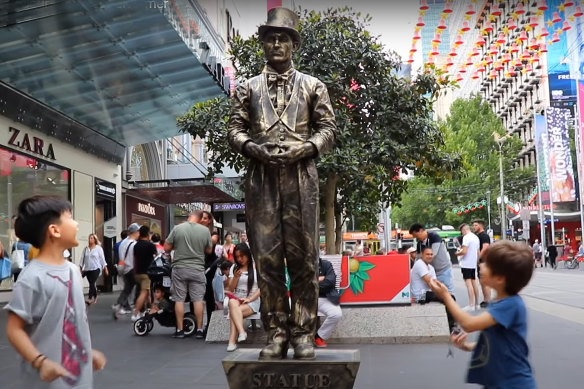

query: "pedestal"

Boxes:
[222, 348, 360, 389]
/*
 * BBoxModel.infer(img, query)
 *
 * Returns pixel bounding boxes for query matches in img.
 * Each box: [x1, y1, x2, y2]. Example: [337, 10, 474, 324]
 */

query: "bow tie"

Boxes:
[266, 73, 289, 83]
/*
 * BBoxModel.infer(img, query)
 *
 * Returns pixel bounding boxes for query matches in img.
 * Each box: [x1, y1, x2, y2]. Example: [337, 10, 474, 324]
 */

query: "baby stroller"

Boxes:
[133, 256, 197, 337]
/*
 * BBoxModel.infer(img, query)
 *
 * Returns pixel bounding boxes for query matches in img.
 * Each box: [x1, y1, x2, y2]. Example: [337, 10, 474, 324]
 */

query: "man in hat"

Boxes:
[228, 7, 337, 360]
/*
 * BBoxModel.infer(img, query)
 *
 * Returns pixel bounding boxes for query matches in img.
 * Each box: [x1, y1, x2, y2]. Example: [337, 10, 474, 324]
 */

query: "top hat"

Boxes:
[258, 7, 301, 44]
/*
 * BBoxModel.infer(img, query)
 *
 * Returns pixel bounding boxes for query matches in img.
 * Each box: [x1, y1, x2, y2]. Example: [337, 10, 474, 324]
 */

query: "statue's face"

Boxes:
[262, 30, 297, 65]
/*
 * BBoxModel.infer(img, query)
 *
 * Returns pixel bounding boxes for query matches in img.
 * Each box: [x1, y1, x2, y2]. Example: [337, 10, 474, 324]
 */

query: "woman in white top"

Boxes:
[81, 233, 109, 304]
[225, 243, 260, 352]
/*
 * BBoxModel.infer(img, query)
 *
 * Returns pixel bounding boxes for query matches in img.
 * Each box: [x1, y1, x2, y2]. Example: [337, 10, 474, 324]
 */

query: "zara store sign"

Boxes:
[7, 127, 56, 160]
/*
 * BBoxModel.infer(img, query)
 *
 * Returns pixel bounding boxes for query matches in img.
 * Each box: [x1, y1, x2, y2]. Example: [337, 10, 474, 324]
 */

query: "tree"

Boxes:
[392, 95, 535, 233]
[177, 8, 460, 253]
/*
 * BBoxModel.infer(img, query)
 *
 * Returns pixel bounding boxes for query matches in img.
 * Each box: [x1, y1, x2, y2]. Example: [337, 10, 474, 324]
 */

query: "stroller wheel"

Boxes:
[133, 318, 149, 336]
[183, 314, 196, 337]
[147, 321, 154, 333]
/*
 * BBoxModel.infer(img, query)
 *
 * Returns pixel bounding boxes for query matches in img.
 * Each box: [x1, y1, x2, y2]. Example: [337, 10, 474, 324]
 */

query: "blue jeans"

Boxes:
[437, 267, 454, 294]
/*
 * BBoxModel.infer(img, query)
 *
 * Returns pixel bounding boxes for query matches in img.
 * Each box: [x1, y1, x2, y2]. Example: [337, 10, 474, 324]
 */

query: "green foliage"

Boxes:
[392, 95, 536, 230]
[177, 7, 461, 235]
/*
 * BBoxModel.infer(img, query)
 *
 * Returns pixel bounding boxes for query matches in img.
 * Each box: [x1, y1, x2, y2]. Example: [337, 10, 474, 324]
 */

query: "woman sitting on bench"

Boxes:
[225, 243, 261, 352]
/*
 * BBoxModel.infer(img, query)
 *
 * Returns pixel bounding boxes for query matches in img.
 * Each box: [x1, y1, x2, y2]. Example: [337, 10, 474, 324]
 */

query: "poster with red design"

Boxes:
[339, 254, 410, 305]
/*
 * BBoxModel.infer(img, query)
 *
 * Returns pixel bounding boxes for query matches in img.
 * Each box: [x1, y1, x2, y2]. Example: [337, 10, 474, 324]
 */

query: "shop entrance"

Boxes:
[95, 179, 117, 292]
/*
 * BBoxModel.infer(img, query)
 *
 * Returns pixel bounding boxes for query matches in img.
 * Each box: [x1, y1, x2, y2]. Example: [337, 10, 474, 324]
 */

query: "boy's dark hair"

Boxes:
[152, 284, 166, 294]
[472, 219, 485, 227]
[139, 225, 150, 238]
[211, 231, 219, 238]
[151, 233, 161, 243]
[485, 241, 534, 295]
[120, 230, 128, 240]
[458, 223, 468, 232]
[219, 260, 232, 271]
[409, 223, 424, 234]
[15, 195, 72, 248]
[421, 246, 433, 254]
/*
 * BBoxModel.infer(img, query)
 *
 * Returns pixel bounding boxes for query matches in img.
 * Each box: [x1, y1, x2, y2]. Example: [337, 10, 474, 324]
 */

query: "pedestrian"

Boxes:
[225, 243, 260, 352]
[10, 238, 31, 282]
[406, 246, 417, 269]
[222, 233, 235, 262]
[547, 243, 558, 269]
[164, 210, 212, 339]
[430, 240, 536, 388]
[201, 211, 219, 331]
[472, 219, 491, 308]
[5, 195, 106, 387]
[532, 239, 543, 268]
[457, 224, 480, 311]
[132, 225, 157, 321]
[151, 232, 164, 255]
[409, 223, 455, 294]
[227, 7, 337, 360]
[80, 233, 108, 305]
[315, 257, 342, 348]
[112, 223, 140, 315]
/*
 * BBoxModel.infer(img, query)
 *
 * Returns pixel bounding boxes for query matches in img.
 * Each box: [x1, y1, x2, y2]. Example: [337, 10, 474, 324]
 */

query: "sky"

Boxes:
[234, 0, 419, 62]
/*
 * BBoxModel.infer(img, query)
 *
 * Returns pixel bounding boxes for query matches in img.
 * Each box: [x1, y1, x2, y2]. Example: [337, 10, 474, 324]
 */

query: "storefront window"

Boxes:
[0, 146, 70, 290]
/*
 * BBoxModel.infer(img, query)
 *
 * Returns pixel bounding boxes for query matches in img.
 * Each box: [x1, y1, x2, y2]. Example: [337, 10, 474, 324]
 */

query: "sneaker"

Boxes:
[237, 332, 247, 343]
[130, 313, 143, 322]
[172, 330, 185, 339]
[226, 344, 237, 352]
[118, 308, 131, 315]
[112, 304, 120, 310]
[462, 305, 476, 312]
[315, 336, 327, 348]
[479, 301, 488, 308]
[195, 329, 205, 339]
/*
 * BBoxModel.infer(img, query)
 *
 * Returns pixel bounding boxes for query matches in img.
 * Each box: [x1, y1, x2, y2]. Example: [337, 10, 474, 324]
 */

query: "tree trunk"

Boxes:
[335, 210, 343, 254]
[324, 173, 338, 254]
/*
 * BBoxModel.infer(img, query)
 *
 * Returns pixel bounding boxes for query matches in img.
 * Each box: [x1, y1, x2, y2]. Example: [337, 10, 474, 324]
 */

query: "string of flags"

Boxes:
[452, 199, 487, 215]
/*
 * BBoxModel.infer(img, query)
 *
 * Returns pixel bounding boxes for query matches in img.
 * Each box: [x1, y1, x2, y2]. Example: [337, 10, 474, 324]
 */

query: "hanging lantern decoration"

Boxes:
[410, 45, 417, 54]
[445, 57, 454, 67]
[552, 32, 561, 43]
[537, 0, 548, 11]
[477, 64, 486, 72]
[407, 57, 415, 64]
[502, 53, 512, 63]
[532, 53, 540, 63]
[465, 4, 475, 15]
[525, 63, 533, 73]
[565, 0, 575, 7]
[455, 73, 463, 82]
[416, 17, 425, 27]
[432, 33, 442, 43]
[552, 12, 562, 24]
[471, 72, 480, 80]
[471, 47, 480, 56]
[539, 43, 548, 52]
[540, 27, 549, 37]
[465, 57, 474, 66]
[563, 20, 572, 31]
[508, 18, 517, 30]
[513, 58, 523, 68]
[489, 45, 498, 55]
[515, 2, 525, 15]
[519, 30, 528, 41]
[575, 6, 584, 17]
[448, 49, 458, 57]
[459, 64, 467, 73]
[521, 49, 531, 61]
[413, 31, 421, 41]
[420, 0, 429, 10]
[497, 32, 506, 44]
[426, 56, 435, 65]
[489, 69, 497, 79]
[491, 3, 501, 16]
[495, 61, 504, 71]
[443, 1, 453, 13]
[461, 21, 471, 31]
[529, 38, 539, 50]
[486, 56, 494, 65]
[430, 46, 440, 56]
[455, 34, 464, 45]
[437, 18, 447, 30]
[484, 21, 494, 33]
[529, 16, 539, 28]
[476, 35, 486, 46]
[510, 42, 520, 53]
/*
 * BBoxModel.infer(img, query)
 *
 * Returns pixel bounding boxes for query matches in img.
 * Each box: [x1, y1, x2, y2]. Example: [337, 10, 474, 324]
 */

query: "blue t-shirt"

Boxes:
[467, 295, 536, 388]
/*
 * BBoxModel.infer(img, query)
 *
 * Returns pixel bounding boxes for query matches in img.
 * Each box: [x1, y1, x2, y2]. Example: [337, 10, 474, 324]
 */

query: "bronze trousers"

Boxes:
[245, 159, 320, 345]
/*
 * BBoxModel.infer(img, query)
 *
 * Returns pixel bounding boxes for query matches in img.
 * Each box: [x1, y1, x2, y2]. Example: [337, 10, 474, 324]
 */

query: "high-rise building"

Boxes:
[420, 0, 451, 62]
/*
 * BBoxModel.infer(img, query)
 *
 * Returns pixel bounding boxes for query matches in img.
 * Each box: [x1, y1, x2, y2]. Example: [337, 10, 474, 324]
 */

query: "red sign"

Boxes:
[340, 254, 410, 305]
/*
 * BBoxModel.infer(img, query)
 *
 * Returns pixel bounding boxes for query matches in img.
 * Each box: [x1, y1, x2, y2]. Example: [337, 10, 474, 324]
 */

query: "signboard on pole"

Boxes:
[545, 107, 576, 202]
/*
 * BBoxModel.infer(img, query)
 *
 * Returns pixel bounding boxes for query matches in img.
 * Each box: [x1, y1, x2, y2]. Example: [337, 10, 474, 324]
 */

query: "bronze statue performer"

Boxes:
[228, 7, 337, 360]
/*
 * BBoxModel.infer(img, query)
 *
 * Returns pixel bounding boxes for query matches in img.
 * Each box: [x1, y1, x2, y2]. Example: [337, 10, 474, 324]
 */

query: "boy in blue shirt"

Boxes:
[431, 240, 536, 389]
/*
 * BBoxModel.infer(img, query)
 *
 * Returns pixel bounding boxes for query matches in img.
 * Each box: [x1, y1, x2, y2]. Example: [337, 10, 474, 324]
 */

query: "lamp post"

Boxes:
[494, 132, 509, 240]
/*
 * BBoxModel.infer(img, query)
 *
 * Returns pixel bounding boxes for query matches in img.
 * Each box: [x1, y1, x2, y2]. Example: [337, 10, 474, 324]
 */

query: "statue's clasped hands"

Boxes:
[245, 142, 315, 166]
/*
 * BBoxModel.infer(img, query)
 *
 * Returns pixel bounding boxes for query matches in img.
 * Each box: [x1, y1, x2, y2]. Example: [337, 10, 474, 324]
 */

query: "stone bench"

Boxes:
[205, 302, 450, 344]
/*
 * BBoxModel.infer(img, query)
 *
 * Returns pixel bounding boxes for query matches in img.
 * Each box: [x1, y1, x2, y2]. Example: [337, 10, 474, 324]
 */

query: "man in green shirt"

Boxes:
[164, 210, 212, 338]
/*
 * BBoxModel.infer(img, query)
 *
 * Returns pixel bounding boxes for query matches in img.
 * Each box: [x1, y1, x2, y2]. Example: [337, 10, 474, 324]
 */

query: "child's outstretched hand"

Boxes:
[39, 358, 71, 382]
[428, 278, 449, 299]
[451, 332, 474, 352]
[92, 349, 107, 371]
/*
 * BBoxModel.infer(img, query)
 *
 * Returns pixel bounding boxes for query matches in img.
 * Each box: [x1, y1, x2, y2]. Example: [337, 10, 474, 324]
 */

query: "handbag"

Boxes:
[0, 257, 12, 280]
[10, 249, 25, 273]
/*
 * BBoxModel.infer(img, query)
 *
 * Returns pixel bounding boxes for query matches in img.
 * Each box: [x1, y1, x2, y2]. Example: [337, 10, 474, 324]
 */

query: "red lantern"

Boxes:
[502, 53, 512, 63]
[552, 12, 562, 24]
[563, 20, 572, 31]
[491, 3, 501, 16]
[461, 21, 470, 32]
[488, 70, 497, 79]
[471, 47, 480, 56]
[455, 34, 464, 45]
[539, 43, 548, 53]
[497, 32, 506, 44]
[540, 27, 549, 37]
[529, 38, 539, 50]
[464, 209, 470, 214]
[479, 204, 484, 209]
[486, 56, 493, 65]
[532, 53, 540, 63]
[508, 18, 517, 30]
[484, 21, 493, 32]
[456, 73, 463, 82]
[575, 6, 584, 17]
[466, 4, 475, 15]
[477, 64, 486, 72]
[471, 206, 477, 211]
[413, 32, 421, 40]
[432, 33, 442, 43]
[457, 211, 462, 215]
[430, 47, 440, 56]
[552, 32, 560, 43]
[420, 0, 429, 10]
[519, 30, 528, 41]
[529, 16, 539, 28]
[416, 17, 425, 27]
[521, 49, 531, 61]
[437, 18, 447, 30]
[459, 65, 467, 73]
[489, 45, 498, 55]
[443, 1, 453, 13]
[510, 43, 519, 53]
[537, 0, 548, 11]
[565, 0, 575, 7]
[495, 61, 504, 71]
[476, 35, 486, 46]
[410, 45, 417, 54]
[471, 72, 479, 80]
[407, 57, 414, 64]
[465, 57, 474, 66]
[515, 2, 525, 15]
[525, 63, 533, 73]
[449, 49, 458, 57]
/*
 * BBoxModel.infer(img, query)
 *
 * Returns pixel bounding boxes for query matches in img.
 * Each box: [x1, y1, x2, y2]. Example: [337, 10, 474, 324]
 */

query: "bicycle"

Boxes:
[564, 254, 583, 270]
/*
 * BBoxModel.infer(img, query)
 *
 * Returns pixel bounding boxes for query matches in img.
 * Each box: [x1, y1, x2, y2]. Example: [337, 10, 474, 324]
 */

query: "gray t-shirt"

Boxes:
[4, 260, 93, 389]
[166, 222, 212, 271]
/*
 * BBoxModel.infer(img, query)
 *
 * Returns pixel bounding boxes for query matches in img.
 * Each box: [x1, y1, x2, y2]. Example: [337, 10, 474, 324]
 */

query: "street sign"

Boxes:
[520, 207, 530, 221]
[377, 223, 384, 233]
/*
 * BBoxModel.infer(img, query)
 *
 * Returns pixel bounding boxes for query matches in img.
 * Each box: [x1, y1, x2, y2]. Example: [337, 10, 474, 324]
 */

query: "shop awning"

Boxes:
[0, 0, 228, 162]
[127, 178, 241, 205]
